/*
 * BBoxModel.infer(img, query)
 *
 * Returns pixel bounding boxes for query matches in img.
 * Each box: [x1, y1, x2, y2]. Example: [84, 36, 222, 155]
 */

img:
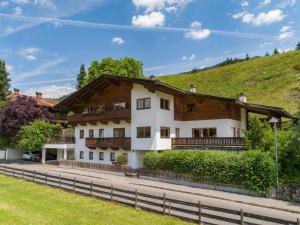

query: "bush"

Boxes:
[116, 154, 128, 166]
[144, 150, 276, 195]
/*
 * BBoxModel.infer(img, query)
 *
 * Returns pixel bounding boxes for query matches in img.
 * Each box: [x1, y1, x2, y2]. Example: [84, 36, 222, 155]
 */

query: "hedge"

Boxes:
[143, 150, 276, 195]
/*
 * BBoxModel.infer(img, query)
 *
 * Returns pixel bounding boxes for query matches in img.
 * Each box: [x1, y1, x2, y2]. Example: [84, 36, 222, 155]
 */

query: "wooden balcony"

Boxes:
[86, 138, 131, 150]
[172, 137, 245, 150]
[68, 109, 131, 124]
[46, 136, 75, 144]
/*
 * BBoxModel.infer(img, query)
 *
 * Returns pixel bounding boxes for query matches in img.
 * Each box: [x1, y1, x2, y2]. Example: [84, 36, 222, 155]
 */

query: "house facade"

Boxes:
[44, 75, 292, 169]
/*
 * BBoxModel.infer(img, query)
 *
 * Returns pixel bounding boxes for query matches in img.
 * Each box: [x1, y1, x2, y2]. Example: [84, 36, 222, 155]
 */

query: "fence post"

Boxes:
[73, 177, 76, 193]
[33, 170, 36, 182]
[59, 174, 62, 188]
[22, 169, 24, 179]
[240, 209, 244, 225]
[4, 165, 6, 175]
[45, 172, 47, 184]
[90, 181, 93, 197]
[110, 185, 114, 202]
[168, 201, 171, 216]
[297, 218, 300, 225]
[135, 189, 138, 209]
[163, 193, 166, 215]
[12, 168, 15, 177]
[198, 201, 202, 225]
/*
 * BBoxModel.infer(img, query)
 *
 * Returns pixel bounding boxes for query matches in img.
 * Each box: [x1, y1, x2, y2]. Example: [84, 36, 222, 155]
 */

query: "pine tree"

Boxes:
[265, 52, 270, 57]
[245, 54, 250, 60]
[296, 42, 300, 51]
[0, 60, 11, 106]
[273, 48, 279, 55]
[76, 64, 87, 89]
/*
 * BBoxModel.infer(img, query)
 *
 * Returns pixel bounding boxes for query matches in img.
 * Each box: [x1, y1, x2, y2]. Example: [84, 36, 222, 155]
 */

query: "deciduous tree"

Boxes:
[0, 96, 54, 142]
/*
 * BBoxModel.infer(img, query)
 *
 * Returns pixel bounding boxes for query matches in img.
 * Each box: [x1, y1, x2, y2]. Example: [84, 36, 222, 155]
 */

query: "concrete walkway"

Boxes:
[2, 161, 300, 218]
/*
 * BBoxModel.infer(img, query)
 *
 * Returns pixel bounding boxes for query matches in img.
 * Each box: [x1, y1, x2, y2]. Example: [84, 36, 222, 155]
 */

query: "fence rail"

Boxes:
[0, 165, 299, 225]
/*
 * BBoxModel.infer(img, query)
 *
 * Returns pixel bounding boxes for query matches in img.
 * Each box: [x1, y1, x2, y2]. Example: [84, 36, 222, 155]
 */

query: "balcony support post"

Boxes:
[42, 147, 46, 164]
[63, 147, 67, 160]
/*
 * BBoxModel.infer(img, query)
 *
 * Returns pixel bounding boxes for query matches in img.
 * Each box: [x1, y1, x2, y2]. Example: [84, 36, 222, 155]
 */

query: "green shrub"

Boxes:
[143, 150, 276, 195]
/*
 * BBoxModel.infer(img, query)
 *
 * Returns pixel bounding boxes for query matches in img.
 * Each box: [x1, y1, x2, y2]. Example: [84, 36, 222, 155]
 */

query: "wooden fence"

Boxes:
[0, 165, 299, 225]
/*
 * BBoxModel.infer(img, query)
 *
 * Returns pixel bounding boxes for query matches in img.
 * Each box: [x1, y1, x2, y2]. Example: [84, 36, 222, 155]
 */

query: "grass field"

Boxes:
[159, 50, 300, 113]
[0, 175, 190, 225]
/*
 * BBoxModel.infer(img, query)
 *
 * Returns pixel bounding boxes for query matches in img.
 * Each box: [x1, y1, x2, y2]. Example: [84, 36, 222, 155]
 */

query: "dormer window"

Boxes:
[84, 106, 95, 114]
[114, 102, 126, 111]
[186, 103, 196, 112]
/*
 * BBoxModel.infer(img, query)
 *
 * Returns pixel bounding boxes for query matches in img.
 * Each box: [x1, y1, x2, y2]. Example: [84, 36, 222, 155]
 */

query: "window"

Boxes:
[160, 98, 170, 110]
[237, 128, 240, 137]
[89, 151, 93, 160]
[233, 127, 236, 137]
[99, 129, 104, 138]
[79, 151, 84, 159]
[160, 127, 170, 138]
[175, 128, 180, 138]
[113, 128, 125, 138]
[80, 130, 84, 139]
[137, 127, 151, 138]
[99, 152, 104, 161]
[186, 103, 196, 112]
[137, 98, 151, 110]
[193, 128, 217, 138]
[84, 106, 95, 114]
[89, 129, 94, 138]
[114, 102, 126, 111]
[98, 104, 106, 112]
[110, 152, 116, 162]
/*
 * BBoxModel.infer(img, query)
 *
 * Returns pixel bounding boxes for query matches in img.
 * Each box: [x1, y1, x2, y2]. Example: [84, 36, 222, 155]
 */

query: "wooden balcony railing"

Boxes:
[86, 138, 131, 150]
[46, 136, 75, 144]
[68, 109, 131, 124]
[172, 137, 245, 147]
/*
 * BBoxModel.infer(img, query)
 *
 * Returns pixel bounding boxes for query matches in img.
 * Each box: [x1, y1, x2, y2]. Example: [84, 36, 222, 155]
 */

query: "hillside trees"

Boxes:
[76, 64, 87, 89]
[296, 42, 300, 50]
[83, 57, 144, 85]
[0, 96, 54, 142]
[0, 60, 10, 108]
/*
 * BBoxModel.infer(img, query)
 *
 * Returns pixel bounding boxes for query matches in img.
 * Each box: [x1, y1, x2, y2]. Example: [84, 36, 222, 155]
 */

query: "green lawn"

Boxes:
[0, 175, 189, 225]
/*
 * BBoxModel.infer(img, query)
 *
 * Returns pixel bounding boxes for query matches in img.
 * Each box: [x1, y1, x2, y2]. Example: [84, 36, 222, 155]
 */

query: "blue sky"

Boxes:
[0, 0, 299, 98]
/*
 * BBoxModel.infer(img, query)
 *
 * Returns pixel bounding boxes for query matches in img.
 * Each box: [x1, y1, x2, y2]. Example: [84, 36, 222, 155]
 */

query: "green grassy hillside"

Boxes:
[159, 50, 300, 113]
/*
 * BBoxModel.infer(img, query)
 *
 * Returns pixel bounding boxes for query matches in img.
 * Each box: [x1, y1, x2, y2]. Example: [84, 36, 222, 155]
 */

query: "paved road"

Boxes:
[1, 161, 300, 225]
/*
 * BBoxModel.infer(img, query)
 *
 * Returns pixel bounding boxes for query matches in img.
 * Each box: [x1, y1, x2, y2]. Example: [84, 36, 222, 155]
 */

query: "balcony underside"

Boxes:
[68, 109, 131, 125]
[171, 137, 246, 150]
[86, 138, 131, 151]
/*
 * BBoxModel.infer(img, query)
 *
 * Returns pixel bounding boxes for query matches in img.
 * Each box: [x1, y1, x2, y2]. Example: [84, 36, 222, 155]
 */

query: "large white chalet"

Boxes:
[43, 75, 292, 169]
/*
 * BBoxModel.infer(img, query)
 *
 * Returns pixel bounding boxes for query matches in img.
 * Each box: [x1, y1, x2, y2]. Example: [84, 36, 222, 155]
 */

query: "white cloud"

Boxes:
[182, 53, 196, 61]
[6, 64, 14, 72]
[12, 6, 22, 16]
[190, 20, 201, 29]
[233, 9, 285, 26]
[34, 0, 56, 9]
[23, 84, 76, 98]
[185, 20, 210, 40]
[132, 11, 165, 27]
[132, 0, 189, 13]
[259, 0, 271, 7]
[278, 25, 294, 40]
[112, 37, 125, 45]
[259, 41, 274, 48]
[277, 0, 296, 8]
[20, 47, 39, 60]
[11, 0, 30, 4]
[241, 1, 249, 7]
[185, 29, 210, 40]
[0, 1, 9, 7]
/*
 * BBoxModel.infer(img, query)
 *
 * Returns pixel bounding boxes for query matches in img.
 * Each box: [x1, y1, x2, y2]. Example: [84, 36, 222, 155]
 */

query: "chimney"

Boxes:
[189, 84, 196, 93]
[14, 88, 20, 95]
[36, 92, 42, 99]
[239, 92, 247, 103]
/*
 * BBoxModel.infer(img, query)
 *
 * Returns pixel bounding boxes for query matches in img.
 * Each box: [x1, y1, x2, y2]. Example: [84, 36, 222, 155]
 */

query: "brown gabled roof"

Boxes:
[54, 74, 294, 119]
[9, 92, 59, 108]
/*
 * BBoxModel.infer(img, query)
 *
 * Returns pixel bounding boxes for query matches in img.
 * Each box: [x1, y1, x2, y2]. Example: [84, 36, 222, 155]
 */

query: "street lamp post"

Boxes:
[269, 117, 280, 199]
